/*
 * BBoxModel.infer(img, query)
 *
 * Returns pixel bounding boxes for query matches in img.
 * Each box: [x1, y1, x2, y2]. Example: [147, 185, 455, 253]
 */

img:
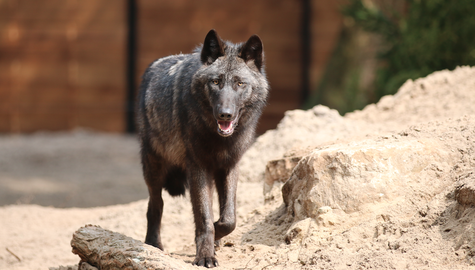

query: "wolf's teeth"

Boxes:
[218, 121, 233, 132]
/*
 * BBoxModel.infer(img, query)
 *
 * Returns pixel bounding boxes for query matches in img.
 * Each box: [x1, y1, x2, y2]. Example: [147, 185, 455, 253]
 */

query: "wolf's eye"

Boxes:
[237, 82, 243, 87]
[212, 80, 219, 85]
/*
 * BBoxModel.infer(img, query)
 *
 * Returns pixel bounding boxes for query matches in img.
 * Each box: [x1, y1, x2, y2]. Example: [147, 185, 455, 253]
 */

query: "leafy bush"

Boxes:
[345, 0, 475, 97]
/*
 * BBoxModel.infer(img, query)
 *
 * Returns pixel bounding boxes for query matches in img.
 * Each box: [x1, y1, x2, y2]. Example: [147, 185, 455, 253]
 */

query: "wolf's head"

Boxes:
[194, 29, 268, 137]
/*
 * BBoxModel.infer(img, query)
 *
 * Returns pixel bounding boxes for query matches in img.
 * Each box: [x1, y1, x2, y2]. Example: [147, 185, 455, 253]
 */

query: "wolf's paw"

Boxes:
[193, 256, 219, 268]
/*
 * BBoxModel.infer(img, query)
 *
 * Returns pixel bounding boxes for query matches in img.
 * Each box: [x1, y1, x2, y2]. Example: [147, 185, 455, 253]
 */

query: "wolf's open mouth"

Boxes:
[217, 120, 235, 137]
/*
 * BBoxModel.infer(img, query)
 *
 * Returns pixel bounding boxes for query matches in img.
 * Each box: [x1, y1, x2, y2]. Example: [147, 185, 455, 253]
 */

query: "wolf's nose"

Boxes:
[218, 108, 234, 121]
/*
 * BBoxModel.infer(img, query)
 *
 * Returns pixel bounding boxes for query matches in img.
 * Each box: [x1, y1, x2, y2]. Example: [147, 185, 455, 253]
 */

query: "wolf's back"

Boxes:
[136, 53, 203, 170]
[137, 53, 201, 133]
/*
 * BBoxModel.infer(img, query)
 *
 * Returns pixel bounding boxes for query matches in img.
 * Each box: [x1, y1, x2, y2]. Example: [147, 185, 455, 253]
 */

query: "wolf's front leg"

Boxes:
[188, 167, 218, 268]
[214, 167, 237, 242]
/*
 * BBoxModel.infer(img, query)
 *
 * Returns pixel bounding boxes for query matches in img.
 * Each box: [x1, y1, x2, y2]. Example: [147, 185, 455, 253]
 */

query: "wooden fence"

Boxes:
[0, 0, 343, 133]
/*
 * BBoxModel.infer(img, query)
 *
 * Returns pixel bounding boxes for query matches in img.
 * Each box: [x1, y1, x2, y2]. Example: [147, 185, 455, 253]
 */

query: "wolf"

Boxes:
[136, 29, 269, 267]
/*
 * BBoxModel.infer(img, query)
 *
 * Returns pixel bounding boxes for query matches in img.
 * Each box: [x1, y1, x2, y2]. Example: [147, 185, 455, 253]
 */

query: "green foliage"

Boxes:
[345, 0, 475, 97]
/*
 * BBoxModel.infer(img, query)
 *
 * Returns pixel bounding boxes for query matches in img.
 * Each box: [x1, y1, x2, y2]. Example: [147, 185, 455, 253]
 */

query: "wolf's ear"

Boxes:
[201, 29, 225, 65]
[240, 35, 264, 72]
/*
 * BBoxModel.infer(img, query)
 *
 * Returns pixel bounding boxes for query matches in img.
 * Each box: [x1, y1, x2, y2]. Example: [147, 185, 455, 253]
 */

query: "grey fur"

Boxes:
[136, 29, 268, 268]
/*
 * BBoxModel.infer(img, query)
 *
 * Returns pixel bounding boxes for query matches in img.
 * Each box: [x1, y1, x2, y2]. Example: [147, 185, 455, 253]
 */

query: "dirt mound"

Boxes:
[241, 66, 475, 184]
[0, 66, 474, 269]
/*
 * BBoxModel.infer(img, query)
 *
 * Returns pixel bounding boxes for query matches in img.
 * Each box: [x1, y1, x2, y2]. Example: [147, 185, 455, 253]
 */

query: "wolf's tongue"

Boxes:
[218, 121, 232, 131]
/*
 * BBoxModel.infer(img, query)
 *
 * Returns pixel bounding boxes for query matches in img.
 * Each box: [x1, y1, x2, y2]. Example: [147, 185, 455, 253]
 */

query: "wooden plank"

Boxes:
[0, 29, 124, 44]
[75, 109, 125, 132]
[1, 0, 124, 23]
[16, 111, 71, 132]
[74, 40, 125, 63]
[0, 114, 11, 132]
[75, 86, 126, 108]
[76, 62, 125, 89]
[0, 0, 127, 133]
[15, 88, 71, 111]
[1, 41, 71, 63]
[0, 64, 11, 112]
[14, 62, 69, 86]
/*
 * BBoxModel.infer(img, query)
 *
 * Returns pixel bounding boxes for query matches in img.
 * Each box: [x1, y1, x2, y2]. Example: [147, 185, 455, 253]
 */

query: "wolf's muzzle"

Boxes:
[216, 107, 239, 137]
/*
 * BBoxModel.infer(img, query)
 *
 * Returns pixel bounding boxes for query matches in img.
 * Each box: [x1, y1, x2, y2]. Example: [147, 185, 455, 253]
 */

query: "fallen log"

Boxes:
[71, 225, 191, 270]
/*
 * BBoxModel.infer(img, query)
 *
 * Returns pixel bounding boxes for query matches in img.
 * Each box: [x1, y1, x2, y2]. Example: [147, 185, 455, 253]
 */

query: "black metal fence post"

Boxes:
[125, 0, 137, 133]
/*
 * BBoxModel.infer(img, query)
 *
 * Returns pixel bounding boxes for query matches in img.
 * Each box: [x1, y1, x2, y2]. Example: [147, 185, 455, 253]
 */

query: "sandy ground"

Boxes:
[1, 66, 475, 269]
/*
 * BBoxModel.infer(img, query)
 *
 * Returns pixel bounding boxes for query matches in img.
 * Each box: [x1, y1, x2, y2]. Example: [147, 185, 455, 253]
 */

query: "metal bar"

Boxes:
[125, 0, 137, 133]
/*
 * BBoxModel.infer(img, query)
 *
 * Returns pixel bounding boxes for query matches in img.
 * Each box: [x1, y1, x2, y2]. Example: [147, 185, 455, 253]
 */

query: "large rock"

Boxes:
[282, 135, 459, 220]
[240, 105, 357, 182]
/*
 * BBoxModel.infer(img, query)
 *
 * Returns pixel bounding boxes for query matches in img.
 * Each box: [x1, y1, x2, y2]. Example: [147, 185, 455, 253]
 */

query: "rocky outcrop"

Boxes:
[282, 136, 458, 220]
[279, 112, 475, 222]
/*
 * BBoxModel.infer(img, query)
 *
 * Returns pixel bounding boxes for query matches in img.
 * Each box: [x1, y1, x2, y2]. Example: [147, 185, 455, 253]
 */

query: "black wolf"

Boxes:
[136, 29, 268, 267]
